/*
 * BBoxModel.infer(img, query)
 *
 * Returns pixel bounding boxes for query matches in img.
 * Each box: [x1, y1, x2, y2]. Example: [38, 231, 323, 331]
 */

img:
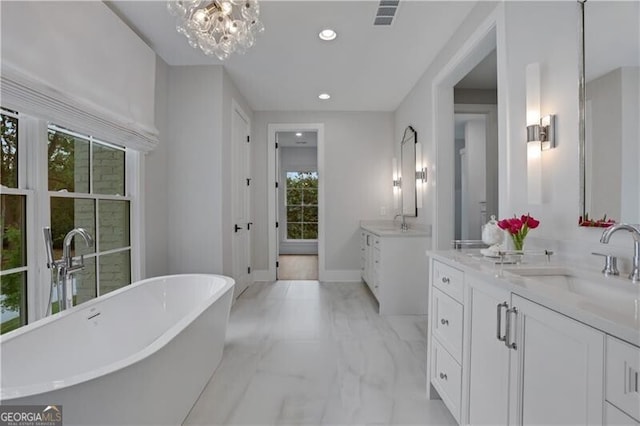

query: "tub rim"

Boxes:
[0, 273, 234, 401]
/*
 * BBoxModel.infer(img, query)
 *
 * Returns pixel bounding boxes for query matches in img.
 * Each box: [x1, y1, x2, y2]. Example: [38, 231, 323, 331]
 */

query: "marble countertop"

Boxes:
[428, 250, 640, 347]
[360, 221, 430, 238]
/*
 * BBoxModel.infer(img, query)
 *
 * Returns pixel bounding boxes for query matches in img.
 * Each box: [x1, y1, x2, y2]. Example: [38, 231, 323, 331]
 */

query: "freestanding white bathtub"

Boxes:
[0, 274, 234, 425]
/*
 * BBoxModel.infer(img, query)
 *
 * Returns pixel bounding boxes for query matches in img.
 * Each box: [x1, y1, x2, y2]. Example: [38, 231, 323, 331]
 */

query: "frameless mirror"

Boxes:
[579, 0, 640, 225]
[400, 126, 417, 217]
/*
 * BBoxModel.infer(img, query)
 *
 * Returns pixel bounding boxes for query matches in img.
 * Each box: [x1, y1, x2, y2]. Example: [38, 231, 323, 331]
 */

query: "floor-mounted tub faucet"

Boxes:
[600, 223, 640, 282]
[43, 227, 94, 314]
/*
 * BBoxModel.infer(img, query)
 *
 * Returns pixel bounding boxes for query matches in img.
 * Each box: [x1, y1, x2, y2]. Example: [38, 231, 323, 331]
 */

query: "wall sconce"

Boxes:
[415, 142, 427, 208]
[392, 157, 400, 209]
[526, 63, 556, 204]
[527, 115, 556, 150]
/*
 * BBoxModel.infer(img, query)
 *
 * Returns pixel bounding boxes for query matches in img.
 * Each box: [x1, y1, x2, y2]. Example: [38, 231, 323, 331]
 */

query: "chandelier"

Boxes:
[167, 0, 264, 60]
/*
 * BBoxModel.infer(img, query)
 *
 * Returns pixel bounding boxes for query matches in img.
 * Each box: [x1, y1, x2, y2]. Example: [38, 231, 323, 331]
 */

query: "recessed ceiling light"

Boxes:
[318, 93, 331, 100]
[319, 29, 337, 41]
[296, 132, 303, 137]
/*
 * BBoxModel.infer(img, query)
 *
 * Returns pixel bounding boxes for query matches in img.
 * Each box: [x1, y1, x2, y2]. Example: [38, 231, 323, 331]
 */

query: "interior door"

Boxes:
[232, 106, 251, 298]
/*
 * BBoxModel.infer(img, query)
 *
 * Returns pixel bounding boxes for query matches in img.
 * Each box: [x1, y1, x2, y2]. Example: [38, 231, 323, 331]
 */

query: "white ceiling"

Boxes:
[277, 131, 318, 147]
[107, 0, 477, 112]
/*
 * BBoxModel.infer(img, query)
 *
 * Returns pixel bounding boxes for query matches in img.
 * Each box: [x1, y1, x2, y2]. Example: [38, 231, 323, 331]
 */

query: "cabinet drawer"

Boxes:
[606, 402, 640, 425]
[372, 249, 380, 295]
[431, 339, 461, 423]
[432, 288, 463, 361]
[433, 260, 464, 302]
[606, 336, 640, 422]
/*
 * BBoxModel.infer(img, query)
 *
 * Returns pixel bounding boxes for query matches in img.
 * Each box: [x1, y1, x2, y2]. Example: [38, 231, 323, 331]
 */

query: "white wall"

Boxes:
[165, 66, 224, 274]
[497, 1, 640, 267]
[145, 56, 170, 277]
[395, 0, 637, 271]
[144, 65, 253, 278]
[252, 111, 394, 273]
[0, 1, 156, 134]
[394, 1, 499, 233]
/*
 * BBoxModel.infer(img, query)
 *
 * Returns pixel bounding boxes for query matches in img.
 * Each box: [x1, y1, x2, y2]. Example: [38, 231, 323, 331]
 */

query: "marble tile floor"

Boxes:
[183, 280, 456, 426]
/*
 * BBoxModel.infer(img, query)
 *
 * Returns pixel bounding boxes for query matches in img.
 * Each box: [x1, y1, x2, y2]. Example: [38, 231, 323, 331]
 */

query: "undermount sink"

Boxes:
[503, 266, 640, 311]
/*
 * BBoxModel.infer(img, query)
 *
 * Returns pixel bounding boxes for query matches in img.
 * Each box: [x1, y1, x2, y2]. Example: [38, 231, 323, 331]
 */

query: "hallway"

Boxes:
[184, 280, 456, 425]
[278, 255, 319, 281]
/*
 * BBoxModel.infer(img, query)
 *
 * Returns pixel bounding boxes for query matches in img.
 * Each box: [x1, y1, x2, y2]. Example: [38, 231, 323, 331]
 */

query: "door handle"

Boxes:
[496, 302, 508, 342]
[234, 224, 243, 233]
[504, 306, 518, 350]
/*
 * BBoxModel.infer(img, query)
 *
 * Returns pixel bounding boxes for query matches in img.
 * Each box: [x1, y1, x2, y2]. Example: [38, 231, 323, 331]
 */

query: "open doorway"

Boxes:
[454, 49, 498, 240]
[432, 22, 498, 249]
[276, 131, 319, 280]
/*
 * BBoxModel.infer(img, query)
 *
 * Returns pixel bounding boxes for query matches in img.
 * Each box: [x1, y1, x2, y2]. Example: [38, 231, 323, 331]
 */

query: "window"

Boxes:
[1, 109, 28, 334]
[286, 171, 318, 240]
[48, 125, 131, 310]
[0, 106, 136, 334]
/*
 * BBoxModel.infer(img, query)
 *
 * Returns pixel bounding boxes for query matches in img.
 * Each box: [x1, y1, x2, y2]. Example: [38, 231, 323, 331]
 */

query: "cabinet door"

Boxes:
[467, 278, 510, 425]
[360, 231, 367, 280]
[362, 232, 372, 286]
[509, 295, 604, 425]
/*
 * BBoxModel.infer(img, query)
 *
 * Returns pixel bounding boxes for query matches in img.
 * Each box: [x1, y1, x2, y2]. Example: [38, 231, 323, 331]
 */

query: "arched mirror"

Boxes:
[400, 125, 418, 217]
[579, 0, 640, 226]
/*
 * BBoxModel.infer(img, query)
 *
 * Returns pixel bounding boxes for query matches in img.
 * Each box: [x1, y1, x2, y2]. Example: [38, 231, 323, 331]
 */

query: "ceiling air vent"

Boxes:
[374, 0, 399, 26]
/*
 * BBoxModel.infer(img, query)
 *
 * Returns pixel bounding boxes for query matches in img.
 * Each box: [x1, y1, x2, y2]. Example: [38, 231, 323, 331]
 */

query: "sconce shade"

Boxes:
[526, 62, 542, 204]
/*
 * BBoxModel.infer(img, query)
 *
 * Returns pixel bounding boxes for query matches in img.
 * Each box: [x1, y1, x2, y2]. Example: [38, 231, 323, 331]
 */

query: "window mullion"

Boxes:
[23, 116, 50, 323]
[95, 197, 100, 297]
[127, 150, 143, 282]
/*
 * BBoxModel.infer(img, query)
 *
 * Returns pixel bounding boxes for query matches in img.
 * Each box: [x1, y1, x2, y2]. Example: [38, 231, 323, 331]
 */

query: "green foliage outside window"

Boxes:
[1, 112, 18, 188]
[1, 111, 26, 334]
[286, 172, 318, 239]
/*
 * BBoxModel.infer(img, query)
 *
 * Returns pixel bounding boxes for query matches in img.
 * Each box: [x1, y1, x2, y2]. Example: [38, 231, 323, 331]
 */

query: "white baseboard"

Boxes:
[320, 269, 362, 282]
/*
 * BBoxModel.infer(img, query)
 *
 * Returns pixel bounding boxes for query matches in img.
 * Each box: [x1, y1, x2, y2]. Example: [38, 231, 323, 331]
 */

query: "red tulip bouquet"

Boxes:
[497, 214, 540, 251]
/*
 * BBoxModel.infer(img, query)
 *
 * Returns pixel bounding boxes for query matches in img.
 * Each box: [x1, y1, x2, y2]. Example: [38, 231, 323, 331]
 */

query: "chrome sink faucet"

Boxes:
[394, 213, 408, 232]
[600, 223, 640, 282]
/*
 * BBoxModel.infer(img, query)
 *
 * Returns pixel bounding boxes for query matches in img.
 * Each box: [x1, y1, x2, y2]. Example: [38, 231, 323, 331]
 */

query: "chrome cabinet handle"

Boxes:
[496, 302, 508, 342]
[439, 372, 448, 380]
[441, 277, 450, 284]
[441, 318, 449, 326]
[504, 306, 518, 350]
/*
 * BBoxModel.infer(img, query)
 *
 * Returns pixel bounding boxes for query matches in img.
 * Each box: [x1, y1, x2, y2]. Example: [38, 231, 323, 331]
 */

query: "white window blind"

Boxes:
[1, 66, 159, 153]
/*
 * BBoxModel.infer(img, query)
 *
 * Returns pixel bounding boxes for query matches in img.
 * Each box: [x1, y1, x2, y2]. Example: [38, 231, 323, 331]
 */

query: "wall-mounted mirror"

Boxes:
[400, 126, 418, 217]
[579, 0, 640, 225]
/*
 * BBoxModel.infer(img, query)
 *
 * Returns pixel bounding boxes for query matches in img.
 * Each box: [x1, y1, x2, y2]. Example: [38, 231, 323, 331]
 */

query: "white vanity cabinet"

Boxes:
[605, 336, 640, 423]
[466, 275, 511, 425]
[508, 294, 604, 425]
[428, 254, 614, 425]
[360, 226, 428, 315]
[360, 230, 379, 296]
[430, 260, 465, 422]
